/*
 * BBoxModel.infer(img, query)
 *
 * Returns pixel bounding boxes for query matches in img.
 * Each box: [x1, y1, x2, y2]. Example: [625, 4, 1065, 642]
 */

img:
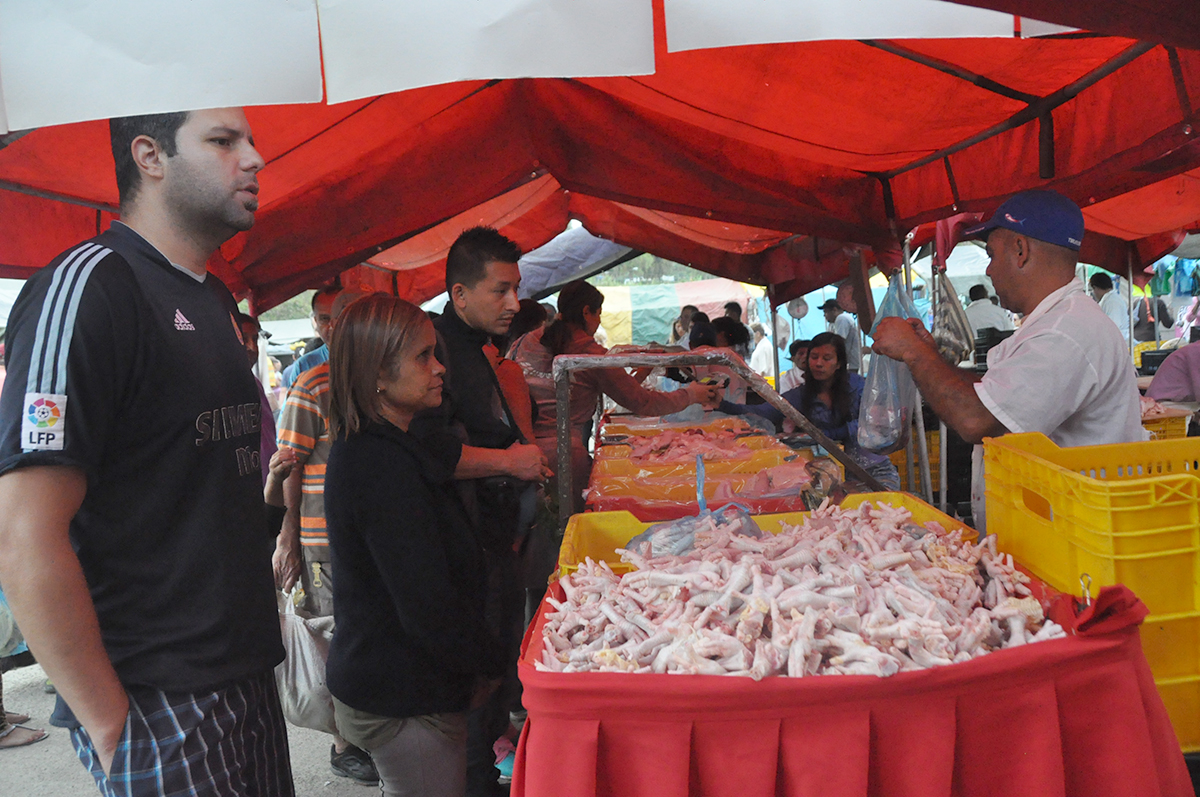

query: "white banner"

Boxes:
[318, 0, 655, 104]
[664, 0, 1017, 53]
[0, 0, 323, 130]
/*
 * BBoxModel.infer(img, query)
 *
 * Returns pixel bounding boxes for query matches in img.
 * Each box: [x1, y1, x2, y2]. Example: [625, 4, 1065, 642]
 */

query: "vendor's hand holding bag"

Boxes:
[274, 587, 338, 735]
[857, 274, 922, 454]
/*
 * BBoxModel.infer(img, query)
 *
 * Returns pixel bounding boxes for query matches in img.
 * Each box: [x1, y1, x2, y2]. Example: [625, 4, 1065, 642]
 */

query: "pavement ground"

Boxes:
[0, 663, 382, 797]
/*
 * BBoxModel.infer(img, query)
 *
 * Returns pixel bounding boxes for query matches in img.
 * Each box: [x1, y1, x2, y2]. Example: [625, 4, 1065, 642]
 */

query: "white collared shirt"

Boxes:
[964, 298, 1014, 334]
[1097, 290, 1130, 342]
[975, 278, 1146, 448]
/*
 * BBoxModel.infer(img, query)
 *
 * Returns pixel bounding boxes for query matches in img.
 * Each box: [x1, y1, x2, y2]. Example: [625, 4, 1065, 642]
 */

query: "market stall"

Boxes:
[512, 491, 1191, 796]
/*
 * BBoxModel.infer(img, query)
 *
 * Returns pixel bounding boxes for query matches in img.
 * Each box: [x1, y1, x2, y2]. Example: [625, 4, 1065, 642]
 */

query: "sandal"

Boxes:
[3, 712, 30, 725]
[0, 724, 48, 749]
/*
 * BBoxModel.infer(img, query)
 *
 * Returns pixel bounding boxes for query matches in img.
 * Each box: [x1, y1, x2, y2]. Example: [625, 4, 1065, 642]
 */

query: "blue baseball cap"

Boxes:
[963, 190, 1084, 251]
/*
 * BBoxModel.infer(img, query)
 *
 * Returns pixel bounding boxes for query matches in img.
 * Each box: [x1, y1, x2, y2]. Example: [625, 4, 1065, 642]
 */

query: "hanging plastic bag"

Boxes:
[857, 274, 921, 454]
[274, 588, 338, 736]
[931, 272, 975, 364]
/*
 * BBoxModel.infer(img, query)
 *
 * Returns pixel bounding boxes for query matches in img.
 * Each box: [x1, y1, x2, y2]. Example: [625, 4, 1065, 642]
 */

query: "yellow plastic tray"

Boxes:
[590, 447, 796, 479]
[1142, 413, 1189, 441]
[595, 432, 789, 460]
[889, 430, 942, 493]
[557, 492, 976, 578]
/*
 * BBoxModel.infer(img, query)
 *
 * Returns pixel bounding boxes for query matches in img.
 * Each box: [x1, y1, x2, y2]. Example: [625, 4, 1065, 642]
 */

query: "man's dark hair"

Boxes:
[724, 301, 742, 319]
[109, 112, 190, 208]
[311, 285, 341, 312]
[235, 312, 260, 331]
[1089, 272, 1114, 291]
[711, 316, 751, 348]
[789, 339, 810, 358]
[445, 226, 522, 293]
[968, 284, 989, 302]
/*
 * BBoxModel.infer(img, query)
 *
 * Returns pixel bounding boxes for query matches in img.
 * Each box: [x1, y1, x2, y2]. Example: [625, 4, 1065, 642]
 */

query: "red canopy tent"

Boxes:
[0, 12, 1197, 309]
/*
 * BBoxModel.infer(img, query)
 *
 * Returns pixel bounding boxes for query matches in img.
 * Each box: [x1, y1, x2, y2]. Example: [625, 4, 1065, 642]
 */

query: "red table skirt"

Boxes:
[513, 584, 1190, 797]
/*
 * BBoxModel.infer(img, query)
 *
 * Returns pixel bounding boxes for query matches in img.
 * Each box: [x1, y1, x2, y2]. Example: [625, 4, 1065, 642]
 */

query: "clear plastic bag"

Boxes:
[274, 588, 338, 735]
[858, 275, 921, 454]
[623, 502, 763, 558]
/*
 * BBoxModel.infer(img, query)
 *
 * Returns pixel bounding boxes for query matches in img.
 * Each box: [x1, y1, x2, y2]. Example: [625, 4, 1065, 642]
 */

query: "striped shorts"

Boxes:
[70, 670, 294, 797]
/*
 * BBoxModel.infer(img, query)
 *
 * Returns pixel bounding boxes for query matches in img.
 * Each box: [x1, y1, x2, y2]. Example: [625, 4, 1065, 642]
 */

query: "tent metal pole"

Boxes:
[770, 298, 782, 387]
[939, 421, 949, 514]
[1129, 247, 1136, 359]
[552, 350, 890, 529]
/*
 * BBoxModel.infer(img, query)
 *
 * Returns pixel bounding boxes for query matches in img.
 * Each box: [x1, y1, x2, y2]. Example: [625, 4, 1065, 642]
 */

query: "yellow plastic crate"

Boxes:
[590, 447, 795, 479]
[557, 492, 975, 577]
[984, 433, 1200, 614]
[1142, 413, 1189, 441]
[888, 430, 942, 493]
[984, 432, 1200, 751]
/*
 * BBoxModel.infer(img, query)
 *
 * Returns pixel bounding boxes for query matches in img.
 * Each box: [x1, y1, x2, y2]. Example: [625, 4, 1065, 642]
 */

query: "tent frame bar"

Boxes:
[0, 180, 118, 213]
[862, 41, 1039, 103]
[552, 350, 888, 529]
[878, 41, 1157, 180]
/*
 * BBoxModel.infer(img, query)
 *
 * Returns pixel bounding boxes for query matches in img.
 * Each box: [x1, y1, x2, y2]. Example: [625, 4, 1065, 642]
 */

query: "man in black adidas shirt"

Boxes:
[0, 109, 293, 795]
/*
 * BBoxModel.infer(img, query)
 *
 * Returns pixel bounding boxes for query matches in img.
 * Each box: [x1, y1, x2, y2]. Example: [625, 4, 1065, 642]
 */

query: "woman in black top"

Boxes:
[323, 294, 503, 797]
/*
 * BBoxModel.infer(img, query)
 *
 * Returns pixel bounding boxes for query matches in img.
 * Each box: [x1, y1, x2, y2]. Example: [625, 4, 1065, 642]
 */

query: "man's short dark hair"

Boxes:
[724, 302, 742, 317]
[1089, 272, 1114, 291]
[968, 284, 989, 302]
[789, 339, 810, 358]
[109, 112, 190, 208]
[235, 312, 260, 331]
[445, 227, 522, 293]
[311, 285, 341, 312]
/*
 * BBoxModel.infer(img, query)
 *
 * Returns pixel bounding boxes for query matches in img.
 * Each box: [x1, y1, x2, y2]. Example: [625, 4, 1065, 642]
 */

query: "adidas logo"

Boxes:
[174, 309, 195, 331]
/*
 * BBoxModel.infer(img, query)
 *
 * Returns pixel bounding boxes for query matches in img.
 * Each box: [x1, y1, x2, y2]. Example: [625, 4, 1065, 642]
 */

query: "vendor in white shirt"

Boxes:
[1088, 271, 1130, 344]
[873, 190, 1145, 530]
[778, 339, 809, 393]
[964, 284, 1014, 335]
[748, 323, 776, 377]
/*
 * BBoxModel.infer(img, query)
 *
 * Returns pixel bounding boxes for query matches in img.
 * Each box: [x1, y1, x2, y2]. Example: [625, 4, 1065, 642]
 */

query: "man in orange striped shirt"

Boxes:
[274, 292, 380, 786]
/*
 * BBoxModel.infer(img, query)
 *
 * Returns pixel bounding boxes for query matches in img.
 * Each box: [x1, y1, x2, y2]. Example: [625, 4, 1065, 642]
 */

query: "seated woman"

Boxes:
[323, 295, 503, 797]
[510, 280, 720, 504]
[720, 332, 900, 490]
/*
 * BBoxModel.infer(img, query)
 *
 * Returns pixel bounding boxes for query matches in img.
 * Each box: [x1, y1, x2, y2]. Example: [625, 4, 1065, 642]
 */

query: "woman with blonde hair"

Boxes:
[323, 294, 503, 797]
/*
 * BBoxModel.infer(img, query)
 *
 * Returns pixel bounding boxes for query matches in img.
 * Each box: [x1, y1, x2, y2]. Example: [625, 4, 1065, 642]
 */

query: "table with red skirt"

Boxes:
[512, 584, 1191, 797]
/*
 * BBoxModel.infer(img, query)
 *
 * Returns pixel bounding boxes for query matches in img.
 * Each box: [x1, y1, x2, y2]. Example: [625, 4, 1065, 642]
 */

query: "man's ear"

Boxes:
[450, 282, 468, 310]
[1014, 235, 1032, 270]
[130, 135, 166, 183]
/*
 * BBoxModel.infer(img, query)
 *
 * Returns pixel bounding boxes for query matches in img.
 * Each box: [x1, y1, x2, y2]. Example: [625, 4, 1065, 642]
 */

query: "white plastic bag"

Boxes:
[857, 275, 921, 454]
[274, 588, 338, 735]
[0, 588, 23, 658]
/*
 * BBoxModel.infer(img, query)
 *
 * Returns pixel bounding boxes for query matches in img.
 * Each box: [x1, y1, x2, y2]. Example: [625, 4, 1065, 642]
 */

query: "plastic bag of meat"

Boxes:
[624, 504, 763, 558]
[931, 272, 975, 364]
[857, 275, 920, 453]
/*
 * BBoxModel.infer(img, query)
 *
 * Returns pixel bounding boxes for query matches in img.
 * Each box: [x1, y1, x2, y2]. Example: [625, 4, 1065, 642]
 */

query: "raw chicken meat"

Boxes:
[538, 500, 1064, 677]
[623, 427, 757, 463]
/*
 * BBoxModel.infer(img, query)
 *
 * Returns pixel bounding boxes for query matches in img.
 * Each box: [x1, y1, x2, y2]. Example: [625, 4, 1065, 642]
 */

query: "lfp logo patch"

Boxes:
[22, 393, 67, 451]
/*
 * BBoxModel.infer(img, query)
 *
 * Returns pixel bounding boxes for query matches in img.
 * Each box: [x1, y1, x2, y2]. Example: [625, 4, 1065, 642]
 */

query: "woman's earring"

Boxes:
[376, 387, 383, 394]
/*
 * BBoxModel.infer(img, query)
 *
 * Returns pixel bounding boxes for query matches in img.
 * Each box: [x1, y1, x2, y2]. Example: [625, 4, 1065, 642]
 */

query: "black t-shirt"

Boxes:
[0, 222, 283, 691]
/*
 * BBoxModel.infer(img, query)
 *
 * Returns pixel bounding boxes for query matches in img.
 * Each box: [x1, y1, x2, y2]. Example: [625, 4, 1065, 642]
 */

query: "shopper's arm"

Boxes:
[455, 443, 552, 481]
[0, 466, 128, 775]
[872, 317, 1008, 444]
[272, 466, 304, 591]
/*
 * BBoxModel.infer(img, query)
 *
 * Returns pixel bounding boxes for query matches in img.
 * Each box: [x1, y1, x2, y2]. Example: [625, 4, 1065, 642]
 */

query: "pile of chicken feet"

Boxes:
[538, 500, 1065, 677]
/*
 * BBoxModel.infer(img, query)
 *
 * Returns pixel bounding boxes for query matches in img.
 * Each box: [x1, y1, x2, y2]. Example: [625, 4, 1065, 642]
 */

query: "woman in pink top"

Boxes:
[509, 281, 719, 506]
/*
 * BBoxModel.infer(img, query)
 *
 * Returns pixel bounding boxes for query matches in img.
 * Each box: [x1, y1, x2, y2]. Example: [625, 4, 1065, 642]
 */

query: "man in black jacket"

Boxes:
[413, 226, 550, 796]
